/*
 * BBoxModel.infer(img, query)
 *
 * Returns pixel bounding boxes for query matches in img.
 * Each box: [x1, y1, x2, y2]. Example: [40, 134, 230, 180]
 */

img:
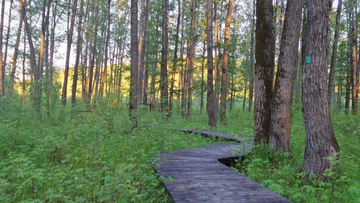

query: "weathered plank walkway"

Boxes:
[152, 128, 290, 203]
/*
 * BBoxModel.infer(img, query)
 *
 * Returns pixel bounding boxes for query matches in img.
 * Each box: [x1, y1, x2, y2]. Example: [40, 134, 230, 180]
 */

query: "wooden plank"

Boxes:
[152, 127, 291, 203]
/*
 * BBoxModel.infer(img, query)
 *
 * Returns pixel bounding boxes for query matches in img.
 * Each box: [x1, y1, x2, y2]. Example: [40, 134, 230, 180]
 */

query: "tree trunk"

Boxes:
[0, 0, 5, 97]
[269, 0, 303, 152]
[71, 0, 84, 107]
[207, 0, 216, 127]
[61, 0, 77, 105]
[9, 3, 23, 97]
[169, 0, 181, 116]
[351, 2, 358, 115]
[150, 55, 157, 111]
[200, 41, 206, 114]
[22, 27, 26, 105]
[243, 78, 247, 111]
[298, 0, 340, 182]
[100, 0, 111, 98]
[130, 0, 139, 127]
[328, 0, 342, 108]
[3, 0, 13, 94]
[248, 0, 255, 112]
[20, 0, 41, 112]
[87, 10, 98, 106]
[186, 0, 197, 118]
[254, 0, 275, 144]
[220, 0, 233, 124]
[160, 0, 169, 114]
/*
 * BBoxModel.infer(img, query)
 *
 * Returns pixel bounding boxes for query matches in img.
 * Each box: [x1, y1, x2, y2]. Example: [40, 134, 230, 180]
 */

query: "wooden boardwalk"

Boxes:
[152, 128, 290, 203]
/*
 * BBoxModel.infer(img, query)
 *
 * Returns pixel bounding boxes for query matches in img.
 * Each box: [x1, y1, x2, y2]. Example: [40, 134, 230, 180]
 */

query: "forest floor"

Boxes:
[1, 100, 360, 202]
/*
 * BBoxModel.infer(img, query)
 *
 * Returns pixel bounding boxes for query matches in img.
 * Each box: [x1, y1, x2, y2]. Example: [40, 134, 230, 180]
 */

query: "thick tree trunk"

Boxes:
[207, 0, 216, 127]
[71, 0, 84, 107]
[220, 0, 233, 124]
[248, 0, 255, 112]
[9, 4, 23, 97]
[61, 0, 77, 105]
[269, 0, 303, 152]
[298, 0, 340, 182]
[328, 0, 342, 108]
[254, 0, 275, 144]
[169, 0, 181, 116]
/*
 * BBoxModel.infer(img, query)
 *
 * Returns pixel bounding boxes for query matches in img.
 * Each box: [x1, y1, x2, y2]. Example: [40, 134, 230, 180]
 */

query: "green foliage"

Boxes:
[0, 101, 219, 202]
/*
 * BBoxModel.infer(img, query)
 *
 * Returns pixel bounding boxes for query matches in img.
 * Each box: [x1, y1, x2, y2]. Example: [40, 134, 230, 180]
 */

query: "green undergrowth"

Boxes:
[0, 100, 220, 202]
[230, 106, 360, 203]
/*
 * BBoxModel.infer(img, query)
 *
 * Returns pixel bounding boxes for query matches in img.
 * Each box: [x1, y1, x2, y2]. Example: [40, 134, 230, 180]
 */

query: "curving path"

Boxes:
[152, 128, 290, 203]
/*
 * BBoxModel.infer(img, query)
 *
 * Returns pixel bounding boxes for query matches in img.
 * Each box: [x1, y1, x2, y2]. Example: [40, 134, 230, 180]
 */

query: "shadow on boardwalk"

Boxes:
[152, 128, 290, 203]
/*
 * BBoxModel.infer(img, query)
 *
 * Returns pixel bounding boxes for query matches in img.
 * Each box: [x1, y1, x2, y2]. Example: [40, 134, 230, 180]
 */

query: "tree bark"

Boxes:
[130, 0, 139, 127]
[220, 0, 233, 123]
[207, 0, 216, 127]
[269, 0, 303, 152]
[254, 0, 275, 144]
[248, 0, 255, 112]
[298, 0, 340, 182]
[160, 0, 169, 113]
[186, 0, 197, 118]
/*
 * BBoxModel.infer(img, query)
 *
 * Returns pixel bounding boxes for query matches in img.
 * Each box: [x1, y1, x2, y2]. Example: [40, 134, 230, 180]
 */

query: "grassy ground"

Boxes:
[0, 101, 221, 202]
[2, 99, 360, 203]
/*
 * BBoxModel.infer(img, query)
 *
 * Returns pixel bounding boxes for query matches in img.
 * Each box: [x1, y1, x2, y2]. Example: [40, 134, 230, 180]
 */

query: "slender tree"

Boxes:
[9, 3, 24, 97]
[207, 0, 216, 127]
[169, 0, 181, 116]
[220, 0, 233, 123]
[269, 0, 304, 152]
[328, 0, 342, 108]
[160, 0, 169, 113]
[61, 0, 78, 105]
[0, 0, 5, 97]
[130, 0, 139, 127]
[248, 0, 255, 112]
[71, 0, 84, 107]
